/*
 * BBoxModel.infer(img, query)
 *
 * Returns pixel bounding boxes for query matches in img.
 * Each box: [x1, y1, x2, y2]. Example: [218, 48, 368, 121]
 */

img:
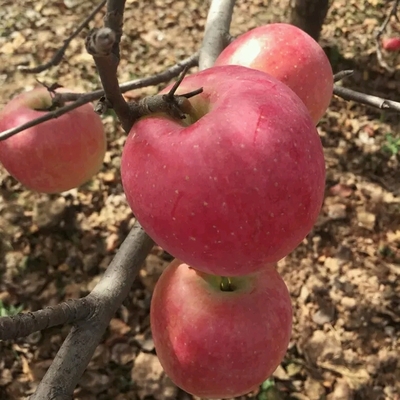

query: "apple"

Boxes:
[0, 87, 107, 193]
[214, 23, 333, 125]
[121, 65, 325, 276]
[150, 259, 293, 398]
[382, 37, 400, 52]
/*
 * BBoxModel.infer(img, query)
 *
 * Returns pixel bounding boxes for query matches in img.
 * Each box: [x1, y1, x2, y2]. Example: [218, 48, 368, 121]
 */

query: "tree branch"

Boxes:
[18, 0, 107, 73]
[29, 221, 154, 400]
[0, 52, 198, 142]
[0, 298, 95, 341]
[198, 0, 236, 70]
[375, 0, 400, 72]
[86, 0, 133, 133]
[333, 84, 400, 113]
[333, 69, 354, 82]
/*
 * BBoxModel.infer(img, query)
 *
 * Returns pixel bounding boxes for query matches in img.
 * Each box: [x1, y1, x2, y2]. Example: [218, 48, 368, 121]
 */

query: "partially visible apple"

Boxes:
[0, 87, 107, 193]
[121, 65, 326, 276]
[214, 23, 333, 124]
[150, 259, 293, 399]
[382, 37, 400, 52]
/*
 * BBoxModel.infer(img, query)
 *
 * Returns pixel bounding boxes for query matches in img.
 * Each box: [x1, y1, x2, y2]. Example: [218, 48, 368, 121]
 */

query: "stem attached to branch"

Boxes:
[198, 0, 236, 70]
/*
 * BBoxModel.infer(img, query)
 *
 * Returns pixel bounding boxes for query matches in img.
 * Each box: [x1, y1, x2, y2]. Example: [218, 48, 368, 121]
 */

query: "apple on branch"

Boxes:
[214, 23, 334, 125]
[0, 87, 107, 193]
[150, 259, 293, 399]
[121, 65, 326, 276]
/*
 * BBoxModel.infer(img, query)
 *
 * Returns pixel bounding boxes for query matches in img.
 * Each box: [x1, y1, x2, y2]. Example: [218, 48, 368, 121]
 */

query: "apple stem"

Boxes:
[220, 276, 234, 292]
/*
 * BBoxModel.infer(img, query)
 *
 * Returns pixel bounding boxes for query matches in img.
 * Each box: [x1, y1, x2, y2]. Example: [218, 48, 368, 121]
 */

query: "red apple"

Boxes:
[0, 87, 107, 193]
[121, 65, 325, 276]
[214, 23, 333, 124]
[382, 37, 400, 52]
[150, 259, 293, 398]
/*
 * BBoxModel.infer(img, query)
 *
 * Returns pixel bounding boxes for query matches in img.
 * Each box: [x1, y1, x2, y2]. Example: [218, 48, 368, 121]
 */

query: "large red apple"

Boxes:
[0, 87, 107, 193]
[121, 65, 325, 276]
[150, 259, 292, 398]
[214, 23, 333, 124]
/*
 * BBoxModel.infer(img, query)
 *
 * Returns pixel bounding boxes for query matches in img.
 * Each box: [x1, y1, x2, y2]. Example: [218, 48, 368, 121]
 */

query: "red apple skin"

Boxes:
[382, 37, 400, 52]
[151, 259, 293, 399]
[0, 87, 107, 193]
[121, 65, 326, 276]
[214, 23, 333, 125]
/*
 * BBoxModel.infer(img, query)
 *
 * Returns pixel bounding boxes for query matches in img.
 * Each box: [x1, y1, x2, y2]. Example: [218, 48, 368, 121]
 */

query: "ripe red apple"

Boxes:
[0, 87, 107, 193]
[382, 37, 400, 52]
[121, 65, 325, 276]
[151, 259, 292, 398]
[214, 23, 333, 124]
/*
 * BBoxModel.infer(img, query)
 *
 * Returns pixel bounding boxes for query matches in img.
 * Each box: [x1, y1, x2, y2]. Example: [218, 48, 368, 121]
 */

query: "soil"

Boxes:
[0, 0, 399, 399]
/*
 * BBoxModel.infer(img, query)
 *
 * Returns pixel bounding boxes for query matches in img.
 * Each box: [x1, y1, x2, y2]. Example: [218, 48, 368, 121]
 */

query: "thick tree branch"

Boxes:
[289, 0, 330, 41]
[29, 221, 154, 400]
[0, 52, 198, 142]
[18, 0, 107, 73]
[375, 0, 400, 72]
[199, 0, 236, 70]
[0, 298, 95, 341]
[333, 85, 400, 113]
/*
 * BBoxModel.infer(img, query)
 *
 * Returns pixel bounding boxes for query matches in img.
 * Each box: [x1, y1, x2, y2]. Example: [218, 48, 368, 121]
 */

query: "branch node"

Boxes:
[86, 27, 116, 56]
[95, 96, 112, 114]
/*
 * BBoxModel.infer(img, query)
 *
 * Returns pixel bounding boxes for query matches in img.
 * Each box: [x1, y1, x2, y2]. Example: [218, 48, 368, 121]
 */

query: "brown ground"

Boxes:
[0, 0, 399, 399]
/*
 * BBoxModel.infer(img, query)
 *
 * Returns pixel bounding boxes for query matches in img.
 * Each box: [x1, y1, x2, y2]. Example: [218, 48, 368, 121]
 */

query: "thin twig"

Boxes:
[333, 85, 400, 113]
[29, 221, 154, 400]
[375, 0, 400, 72]
[0, 52, 198, 142]
[333, 70, 354, 82]
[199, 0, 236, 70]
[18, 0, 107, 73]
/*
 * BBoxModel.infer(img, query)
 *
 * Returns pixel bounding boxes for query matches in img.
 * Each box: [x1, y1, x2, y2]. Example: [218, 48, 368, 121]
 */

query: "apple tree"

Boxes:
[0, 0, 399, 399]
